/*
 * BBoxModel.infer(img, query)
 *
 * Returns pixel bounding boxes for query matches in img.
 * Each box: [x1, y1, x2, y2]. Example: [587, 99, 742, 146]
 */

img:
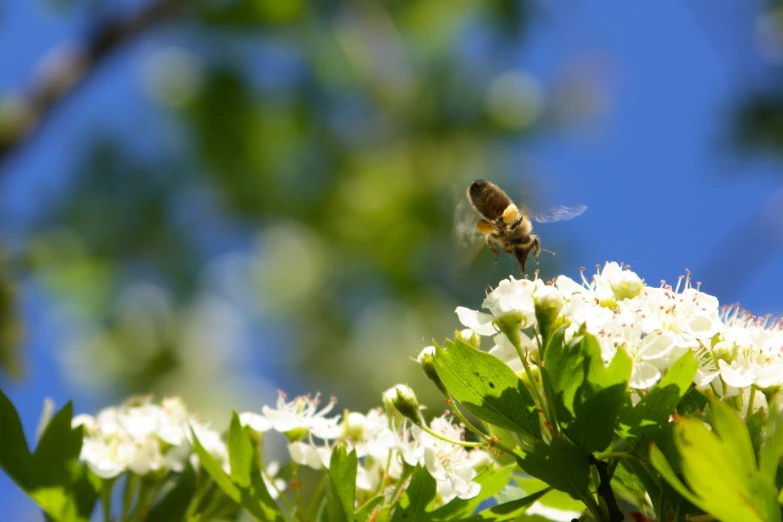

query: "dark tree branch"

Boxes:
[0, 0, 187, 170]
[589, 455, 624, 522]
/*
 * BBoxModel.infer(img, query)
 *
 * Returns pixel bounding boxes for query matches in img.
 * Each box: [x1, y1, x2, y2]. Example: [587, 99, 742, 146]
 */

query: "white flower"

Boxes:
[288, 441, 332, 469]
[410, 416, 483, 502]
[482, 277, 538, 323]
[241, 392, 341, 440]
[79, 438, 132, 479]
[239, 412, 272, 433]
[455, 307, 497, 336]
[610, 268, 645, 301]
[534, 284, 564, 316]
[591, 262, 646, 302]
[343, 409, 397, 461]
[188, 420, 228, 472]
[263, 461, 287, 499]
[73, 396, 226, 478]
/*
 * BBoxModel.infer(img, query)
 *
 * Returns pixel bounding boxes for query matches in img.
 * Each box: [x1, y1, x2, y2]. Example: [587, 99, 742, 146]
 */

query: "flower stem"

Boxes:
[120, 473, 138, 521]
[446, 397, 519, 456]
[498, 321, 553, 435]
[389, 467, 413, 506]
[747, 385, 757, 418]
[446, 398, 491, 443]
[185, 469, 212, 519]
[100, 478, 114, 522]
[420, 423, 485, 448]
[307, 473, 328, 519]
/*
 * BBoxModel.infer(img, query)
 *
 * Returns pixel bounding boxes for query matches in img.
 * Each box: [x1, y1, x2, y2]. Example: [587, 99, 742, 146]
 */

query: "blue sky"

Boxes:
[2, 0, 783, 516]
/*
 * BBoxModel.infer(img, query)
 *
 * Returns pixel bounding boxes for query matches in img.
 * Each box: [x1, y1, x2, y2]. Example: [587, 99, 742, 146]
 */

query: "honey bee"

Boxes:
[460, 179, 586, 271]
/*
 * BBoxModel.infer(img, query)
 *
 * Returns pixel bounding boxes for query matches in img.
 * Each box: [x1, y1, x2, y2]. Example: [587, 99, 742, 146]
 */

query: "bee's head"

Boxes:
[513, 244, 534, 272]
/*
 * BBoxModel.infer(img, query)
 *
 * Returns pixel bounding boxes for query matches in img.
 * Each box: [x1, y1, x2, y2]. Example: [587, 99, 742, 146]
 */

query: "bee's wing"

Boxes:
[453, 198, 486, 250]
[448, 196, 489, 275]
[532, 204, 587, 223]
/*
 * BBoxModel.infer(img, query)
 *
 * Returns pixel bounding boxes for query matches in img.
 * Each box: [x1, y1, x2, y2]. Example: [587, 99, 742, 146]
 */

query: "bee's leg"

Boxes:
[485, 237, 501, 262]
[531, 237, 542, 264]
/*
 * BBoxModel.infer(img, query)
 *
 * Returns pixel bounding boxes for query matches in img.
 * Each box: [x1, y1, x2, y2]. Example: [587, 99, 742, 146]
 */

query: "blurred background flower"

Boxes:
[1, 0, 783, 517]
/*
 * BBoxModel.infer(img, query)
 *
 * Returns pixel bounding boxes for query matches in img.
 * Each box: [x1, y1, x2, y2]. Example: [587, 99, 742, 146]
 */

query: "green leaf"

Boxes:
[542, 331, 631, 453]
[434, 338, 541, 438]
[619, 349, 698, 439]
[391, 465, 436, 522]
[746, 408, 767, 462]
[327, 446, 357, 522]
[609, 461, 649, 513]
[652, 414, 781, 522]
[709, 401, 757, 479]
[355, 495, 384, 520]
[30, 401, 98, 521]
[759, 409, 783, 484]
[0, 390, 99, 522]
[145, 462, 197, 522]
[227, 412, 253, 488]
[516, 437, 590, 502]
[649, 443, 703, 507]
[542, 328, 584, 425]
[569, 337, 631, 453]
[248, 443, 284, 518]
[32, 401, 83, 486]
[464, 488, 549, 521]
[429, 465, 515, 520]
[676, 386, 708, 416]
[0, 387, 33, 488]
[190, 425, 283, 522]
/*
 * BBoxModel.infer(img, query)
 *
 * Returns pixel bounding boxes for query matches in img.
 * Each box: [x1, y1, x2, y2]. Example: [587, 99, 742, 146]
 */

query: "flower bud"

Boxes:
[519, 363, 542, 388]
[534, 286, 564, 321]
[342, 411, 366, 440]
[713, 341, 736, 363]
[455, 329, 481, 349]
[611, 270, 644, 300]
[383, 384, 424, 426]
[534, 286, 563, 350]
[284, 427, 309, 443]
[417, 346, 447, 395]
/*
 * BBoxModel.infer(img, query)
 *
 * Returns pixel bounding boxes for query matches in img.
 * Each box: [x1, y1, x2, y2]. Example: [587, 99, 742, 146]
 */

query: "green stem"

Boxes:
[262, 465, 292, 510]
[500, 321, 553, 435]
[185, 471, 212, 520]
[375, 450, 393, 500]
[747, 386, 757, 418]
[419, 423, 484, 448]
[389, 467, 413, 506]
[447, 397, 492, 443]
[291, 462, 303, 514]
[307, 473, 329, 518]
[596, 451, 636, 461]
[120, 473, 138, 521]
[100, 478, 115, 522]
[447, 397, 520, 457]
[130, 478, 155, 522]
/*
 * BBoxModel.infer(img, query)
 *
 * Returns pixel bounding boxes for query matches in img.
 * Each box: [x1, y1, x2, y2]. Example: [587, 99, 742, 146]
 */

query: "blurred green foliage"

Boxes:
[1, 0, 594, 414]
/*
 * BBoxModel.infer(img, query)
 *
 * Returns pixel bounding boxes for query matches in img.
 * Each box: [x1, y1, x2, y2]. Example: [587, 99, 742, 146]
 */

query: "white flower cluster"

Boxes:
[239, 389, 493, 504]
[72, 396, 228, 479]
[456, 262, 783, 405]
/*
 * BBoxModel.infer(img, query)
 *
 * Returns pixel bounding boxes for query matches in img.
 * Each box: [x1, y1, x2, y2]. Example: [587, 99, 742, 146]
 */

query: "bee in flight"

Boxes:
[460, 179, 587, 272]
